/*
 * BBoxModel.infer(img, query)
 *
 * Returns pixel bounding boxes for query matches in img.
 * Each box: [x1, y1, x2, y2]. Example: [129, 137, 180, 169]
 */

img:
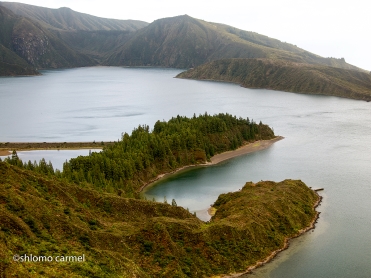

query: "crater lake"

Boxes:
[1, 67, 370, 277]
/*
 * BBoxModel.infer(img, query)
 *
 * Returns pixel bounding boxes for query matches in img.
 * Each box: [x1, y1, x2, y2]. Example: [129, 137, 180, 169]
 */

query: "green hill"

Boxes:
[55, 29, 138, 63]
[0, 2, 148, 31]
[0, 5, 95, 74]
[107, 15, 362, 71]
[0, 159, 320, 277]
[0, 2, 148, 65]
[177, 58, 371, 101]
[0, 6, 37, 75]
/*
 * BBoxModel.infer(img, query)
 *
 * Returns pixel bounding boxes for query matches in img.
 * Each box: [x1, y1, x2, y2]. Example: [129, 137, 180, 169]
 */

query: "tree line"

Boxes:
[3, 113, 275, 197]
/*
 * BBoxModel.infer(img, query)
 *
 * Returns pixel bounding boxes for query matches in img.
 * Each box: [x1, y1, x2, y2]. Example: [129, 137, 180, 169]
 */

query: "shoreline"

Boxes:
[0, 150, 11, 156]
[139, 136, 283, 192]
[0, 141, 113, 153]
[0, 148, 103, 156]
[224, 191, 323, 277]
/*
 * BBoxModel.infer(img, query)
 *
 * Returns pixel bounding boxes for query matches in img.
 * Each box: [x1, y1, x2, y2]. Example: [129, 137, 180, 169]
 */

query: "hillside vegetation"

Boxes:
[0, 44, 37, 75]
[0, 3, 146, 74]
[0, 5, 95, 74]
[0, 3, 364, 75]
[1, 3, 368, 101]
[0, 159, 319, 277]
[0, 2, 149, 63]
[177, 58, 371, 101]
[4, 113, 275, 197]
[0, 2, 148, 31]
[107, 15, 360, 71]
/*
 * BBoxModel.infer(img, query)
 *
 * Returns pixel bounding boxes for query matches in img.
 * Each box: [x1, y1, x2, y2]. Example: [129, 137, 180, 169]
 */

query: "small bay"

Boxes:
[1, 67, 371, 277]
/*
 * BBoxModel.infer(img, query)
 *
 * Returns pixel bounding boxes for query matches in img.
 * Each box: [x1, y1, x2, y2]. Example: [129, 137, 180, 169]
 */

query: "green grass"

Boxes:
[0, 160, 319, 277]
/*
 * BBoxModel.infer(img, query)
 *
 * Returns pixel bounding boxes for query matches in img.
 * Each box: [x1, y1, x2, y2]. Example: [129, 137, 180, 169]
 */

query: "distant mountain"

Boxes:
[0, 1, 148, 61]
[177, 58, 371, 101]
[56, 30, 137, 62]
[0, 2, 148, 31]
[0, 5, 95, 74]
[1, 2, 369, 101]
[107, 15, 361, 71]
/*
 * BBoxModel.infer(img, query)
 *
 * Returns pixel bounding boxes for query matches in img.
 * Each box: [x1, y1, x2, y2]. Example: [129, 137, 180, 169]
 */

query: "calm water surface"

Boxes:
[0, 149, 101, 171]
[1, 67, 371, 277]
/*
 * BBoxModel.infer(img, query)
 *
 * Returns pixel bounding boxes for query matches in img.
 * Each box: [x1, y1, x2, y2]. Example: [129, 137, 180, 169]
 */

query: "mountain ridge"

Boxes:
[1, 3, 362, 72]
[177, 58, 371, 101]
[0, 5, 96, 73]
[107, 14, 361, 71]
[0, 2, 369, 101]
[0, 2, 148, 31]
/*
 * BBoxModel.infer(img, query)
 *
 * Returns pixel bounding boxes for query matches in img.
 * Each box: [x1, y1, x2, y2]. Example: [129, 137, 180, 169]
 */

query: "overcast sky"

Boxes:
[3, 0, 370, 71]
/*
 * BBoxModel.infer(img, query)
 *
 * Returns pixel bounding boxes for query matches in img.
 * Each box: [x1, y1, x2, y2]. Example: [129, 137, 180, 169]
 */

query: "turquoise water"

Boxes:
[1, 67, 371, 277]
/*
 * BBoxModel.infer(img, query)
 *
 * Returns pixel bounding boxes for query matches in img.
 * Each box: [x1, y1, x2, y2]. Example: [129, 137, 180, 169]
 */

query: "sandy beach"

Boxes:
[210, 136, 283, 164]
[139, 136, 283, 192]
[0, 150, 11, 156]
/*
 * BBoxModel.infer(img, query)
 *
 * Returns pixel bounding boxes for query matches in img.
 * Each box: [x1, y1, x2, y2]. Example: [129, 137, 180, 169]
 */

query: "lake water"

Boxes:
[0, 149, 101, 171]
[1, 67, 371, 277]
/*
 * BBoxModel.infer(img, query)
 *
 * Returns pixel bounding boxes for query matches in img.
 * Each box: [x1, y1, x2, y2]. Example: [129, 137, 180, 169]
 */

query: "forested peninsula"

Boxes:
[177, 58, 371, 101]
[4, 113, 275, 197]
[0, 114, 321, 277]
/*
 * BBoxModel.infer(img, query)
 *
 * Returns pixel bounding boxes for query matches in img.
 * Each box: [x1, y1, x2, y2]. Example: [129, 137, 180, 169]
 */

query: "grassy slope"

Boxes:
[1, 3, 364, 80]
[107, 15, 362, 71]
[11, 16, 96, 69]
[0, 2, 148, 32]
[213, 23, 360, 71]
[55, 30, 136, 62]
[0, 2, 149, 63]
[0, 60, 37, 76]
[0, 44, 38, 76]
[0, 5, 96, 73]
[0, 4, 365, 76]
[177, 58, 371, 101]
[0, 161, 319, 277]
[0, 6, 37, 75]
